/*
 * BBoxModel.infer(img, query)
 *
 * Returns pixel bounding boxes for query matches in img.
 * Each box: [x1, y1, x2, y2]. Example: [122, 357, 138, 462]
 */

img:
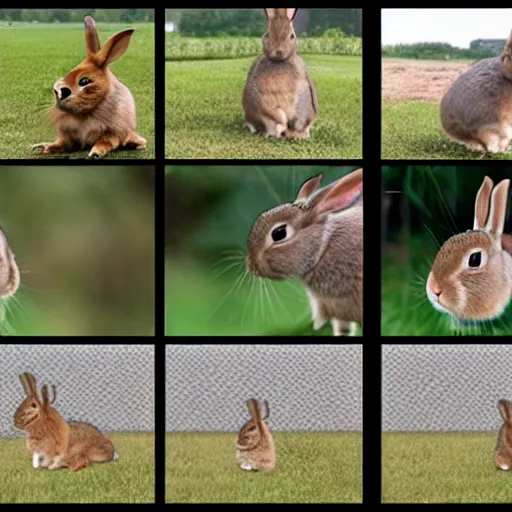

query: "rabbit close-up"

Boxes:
[235, 398, 276, 472]
[426, 176, 512, 322]
[13, 372, 118, 472]
[243, 8, 318, 140]
[246, 167, 363, 336]
[31, 15, 147, 159]
[440, 30, 512, 154]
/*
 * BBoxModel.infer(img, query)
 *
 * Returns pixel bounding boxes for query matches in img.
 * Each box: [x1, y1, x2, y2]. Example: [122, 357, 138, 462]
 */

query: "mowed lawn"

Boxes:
[166, 55, 362, 159]
[383, 432, 512, 503]
[0, 433, 154, 503]
[166, 432, 362, 503]
[0, 23, 154, 159]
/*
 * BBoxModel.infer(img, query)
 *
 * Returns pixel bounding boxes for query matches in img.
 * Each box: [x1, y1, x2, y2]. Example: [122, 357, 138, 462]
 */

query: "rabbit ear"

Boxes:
[84, 16, 100, 56]
[312, 168, 363, 216]
[286, 8, 298, 21]
[473, 176, 494, 230]
[19, 373, 37, 397]
[296, 174, 323, 201]
[260, 400, 270, 420]
[49, 385, 57, 405]
[95, 29, 134, 68]
[41, 385, 50, 406]
[499, 399, 512, 423]
[264, 9, 277, 20]
[485, 179, 510, 236]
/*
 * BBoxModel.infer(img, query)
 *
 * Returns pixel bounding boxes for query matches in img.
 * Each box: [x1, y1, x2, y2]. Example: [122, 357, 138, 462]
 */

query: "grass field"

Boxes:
[381, 57, 512, 160]
[165, 55, 362, 159]
[0, 433, 154, 503]
[0, 23, 154, 159]
[166, 432, 361, 503]
[382, 432, 512, 503]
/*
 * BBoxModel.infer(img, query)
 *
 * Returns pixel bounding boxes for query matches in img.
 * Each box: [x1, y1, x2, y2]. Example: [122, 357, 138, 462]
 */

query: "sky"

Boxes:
[382, 9, 512, 48]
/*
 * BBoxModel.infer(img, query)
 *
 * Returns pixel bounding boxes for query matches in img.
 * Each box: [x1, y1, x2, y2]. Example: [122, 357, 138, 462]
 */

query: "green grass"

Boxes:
[166, 34, 362, 60]
[381, 236, 512, 336]
[165, 55, 362, 159]
[166, 432, 361, 503]
[0, 23, 154, 159]
[0, 433, 154, 503]
[382, 99, 512, 160]
[382, 432, 512, 503]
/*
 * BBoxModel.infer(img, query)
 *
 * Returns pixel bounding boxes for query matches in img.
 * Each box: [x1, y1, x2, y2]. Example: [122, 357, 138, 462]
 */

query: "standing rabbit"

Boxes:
[31, 15, 147, 159]
[494, 399, 512, 471]
[246, 168, 363, 336]
[426, 176, 512, 321]
[235, 399, 276, 472]
[0, 228, 20, 298]
[242, 8, 318, 140]
[13, 372, 119, 471]
[440, 30, 512, 153]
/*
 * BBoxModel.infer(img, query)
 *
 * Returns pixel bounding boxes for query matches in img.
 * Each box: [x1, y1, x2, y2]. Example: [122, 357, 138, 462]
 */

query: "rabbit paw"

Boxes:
[31, 142, 65, 155]
[48, 456, 63, 470]
[332, 319, 357, 336]
[245, 122, 258, 134]
[32, 452, 42, 469]
[240, 463, 254, 471]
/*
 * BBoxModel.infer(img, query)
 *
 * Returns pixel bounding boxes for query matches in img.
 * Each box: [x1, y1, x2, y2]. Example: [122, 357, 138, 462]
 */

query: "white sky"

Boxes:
[382, 9, 512, 48]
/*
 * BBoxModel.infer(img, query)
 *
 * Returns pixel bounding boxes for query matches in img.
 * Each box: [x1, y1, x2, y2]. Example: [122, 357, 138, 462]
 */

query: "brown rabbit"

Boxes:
[235, 399, 276, 472]
[494, 399, 512, 470]
[0, 228, 20, 299]
[242, 8, 318, 139]
[246, 168, 363, 336]
[13, 372, 118, 471]
[426, 176, 512, 322]
[31, 16, 147, 159]
[440, 30, 512, 153]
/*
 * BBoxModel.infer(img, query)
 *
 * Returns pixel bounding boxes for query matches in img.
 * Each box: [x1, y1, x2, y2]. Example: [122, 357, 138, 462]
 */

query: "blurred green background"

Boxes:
[0, 166, 154, 336]
[165, 165, 361, 336]
[382, 165, 512, 336]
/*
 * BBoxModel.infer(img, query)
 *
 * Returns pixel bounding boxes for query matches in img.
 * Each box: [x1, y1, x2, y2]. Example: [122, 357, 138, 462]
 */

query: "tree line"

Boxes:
[0, 9, 154, 23]
[166, 9, 361, 37]
[382, 42, 496, 61]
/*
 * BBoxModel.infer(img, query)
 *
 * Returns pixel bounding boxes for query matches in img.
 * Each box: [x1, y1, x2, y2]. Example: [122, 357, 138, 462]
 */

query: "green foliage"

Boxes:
[165, 56, 362, 159]
[165, 33, 362, 61]
[167, 432, 362, 503]
[0, 8, 154, 22]
[0, 23, 154, 159]
[383, 432, 512, 503]
[0, 434, 154, 503]
[382, 42, 495, 61]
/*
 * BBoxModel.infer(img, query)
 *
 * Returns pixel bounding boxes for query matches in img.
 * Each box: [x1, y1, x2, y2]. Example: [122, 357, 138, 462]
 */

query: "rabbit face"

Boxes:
[0, 229, 20, 298]
[263, 17, 298, 62]
[13, 396, 42, 430]
[52, 62, 110, 115]
[426, 230, 512, 320]
[246, 204, 322, 280]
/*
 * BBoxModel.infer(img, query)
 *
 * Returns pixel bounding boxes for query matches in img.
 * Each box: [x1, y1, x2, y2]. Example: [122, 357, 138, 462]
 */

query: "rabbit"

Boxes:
[246, 168, 363, 336]
[0, 228, 20, 298]
[426, 175, 512, 322]
[242, 8, 318, 140]
[440, 30, 512, 154]
[495, 399, 512, 470]
[31, 15, 147, 159]
[235, 399, 276, 472]
[13, 372, 118, 471]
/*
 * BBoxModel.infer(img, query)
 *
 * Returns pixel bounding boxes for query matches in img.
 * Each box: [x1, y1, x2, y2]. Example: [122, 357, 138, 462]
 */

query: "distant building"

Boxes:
[470, 38, 506, 55]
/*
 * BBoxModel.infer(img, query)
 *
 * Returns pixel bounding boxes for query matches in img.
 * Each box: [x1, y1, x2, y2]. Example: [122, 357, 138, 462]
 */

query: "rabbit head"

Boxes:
[246, 169, 363, 281]
[426, 176, 512, 321]
[262, 8, 298, 62]
[13, 373, 58, 431]
[52, 16, 134, 115]
[495, 399, 512, 471]
[0, 228, 20, 298]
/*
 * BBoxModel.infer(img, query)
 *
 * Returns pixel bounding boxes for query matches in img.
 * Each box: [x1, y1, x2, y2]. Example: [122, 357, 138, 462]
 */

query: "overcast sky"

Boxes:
[382, 9, 512, 48]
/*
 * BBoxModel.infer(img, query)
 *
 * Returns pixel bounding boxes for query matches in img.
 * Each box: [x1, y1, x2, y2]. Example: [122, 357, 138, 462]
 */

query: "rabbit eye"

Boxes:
[469, 252, 482, 267]
[271, 224, 287, 242]
[78, 77, 91, 87]
[290, 33, 295, 39]
[31, 403, 37, 408]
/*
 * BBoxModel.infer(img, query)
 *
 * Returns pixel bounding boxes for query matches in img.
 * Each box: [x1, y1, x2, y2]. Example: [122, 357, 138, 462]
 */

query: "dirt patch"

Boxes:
[382, 58, 473, 102]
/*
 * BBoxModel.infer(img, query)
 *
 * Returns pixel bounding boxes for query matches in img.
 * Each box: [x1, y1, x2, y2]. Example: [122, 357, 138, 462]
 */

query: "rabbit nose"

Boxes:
[275, 50, 283, 58]
[58, 87, 72, 100]
[431, 282, 442, 297]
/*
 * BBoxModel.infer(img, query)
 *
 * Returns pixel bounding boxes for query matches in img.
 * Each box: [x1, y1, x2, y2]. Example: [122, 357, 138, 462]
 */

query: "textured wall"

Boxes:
[166, 344, 362, 432]
[0, 345, 154, 437]
[383, 345, 512, 432]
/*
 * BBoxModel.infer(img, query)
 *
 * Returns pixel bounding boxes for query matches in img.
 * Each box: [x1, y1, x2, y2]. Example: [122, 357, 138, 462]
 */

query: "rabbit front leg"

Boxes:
[88, 134, 121, 159]
[123, 131, 147, 151]
[47, 454, 65, 470]
[331, 319, 358, 337]
[31, 138, 68, 155]
[32, 452, 42, 469]
[305, 288, 328, 331]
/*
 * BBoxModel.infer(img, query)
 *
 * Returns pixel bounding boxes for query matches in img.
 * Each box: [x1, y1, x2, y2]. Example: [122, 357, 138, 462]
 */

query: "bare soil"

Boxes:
[382, 58, 473, 102]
